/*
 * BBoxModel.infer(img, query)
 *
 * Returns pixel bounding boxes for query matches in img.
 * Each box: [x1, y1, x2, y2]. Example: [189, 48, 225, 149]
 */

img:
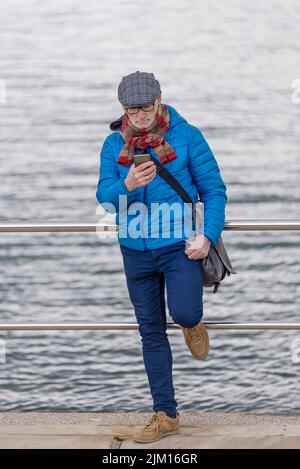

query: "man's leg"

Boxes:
[120, 245, 177, 416]
[158, 240, 208, 360]
[159, 240, 204, 328]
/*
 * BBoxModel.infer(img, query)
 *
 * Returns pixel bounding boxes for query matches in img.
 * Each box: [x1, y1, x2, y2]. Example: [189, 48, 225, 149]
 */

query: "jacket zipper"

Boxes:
[142, 185, 147, 250]
[136, 148, 147, 250]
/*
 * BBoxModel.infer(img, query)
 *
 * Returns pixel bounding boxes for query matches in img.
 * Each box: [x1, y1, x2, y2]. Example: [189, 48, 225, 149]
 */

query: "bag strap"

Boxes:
[149, 154, 195, 204]
[148, 153, 237, 286]
[149, 154, 202, 231]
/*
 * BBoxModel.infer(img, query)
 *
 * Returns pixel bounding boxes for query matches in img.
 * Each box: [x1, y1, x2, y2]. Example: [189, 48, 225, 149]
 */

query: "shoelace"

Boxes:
[145, 412, 166, 432]
[186, 325, 202, 343]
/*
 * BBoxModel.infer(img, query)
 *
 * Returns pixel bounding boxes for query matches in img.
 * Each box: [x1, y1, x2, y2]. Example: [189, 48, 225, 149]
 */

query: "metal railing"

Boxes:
[0, 322, 300, 331]
[0, 220, 300, 233]
[0, 219, 299, 332]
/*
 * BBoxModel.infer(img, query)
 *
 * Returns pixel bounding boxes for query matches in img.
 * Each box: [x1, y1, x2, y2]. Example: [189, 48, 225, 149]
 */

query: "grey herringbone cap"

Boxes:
[118, 71, 161, 107]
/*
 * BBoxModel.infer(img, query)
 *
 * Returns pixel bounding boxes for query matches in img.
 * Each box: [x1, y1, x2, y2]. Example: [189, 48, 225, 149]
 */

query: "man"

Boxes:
[96, 71, 227, 443]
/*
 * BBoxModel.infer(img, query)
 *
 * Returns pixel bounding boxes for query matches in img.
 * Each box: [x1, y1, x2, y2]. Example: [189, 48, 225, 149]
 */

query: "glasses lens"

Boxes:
[142, 103, 155, 112]
[126, 103, 155, 115]
[126, 107, 139, 115]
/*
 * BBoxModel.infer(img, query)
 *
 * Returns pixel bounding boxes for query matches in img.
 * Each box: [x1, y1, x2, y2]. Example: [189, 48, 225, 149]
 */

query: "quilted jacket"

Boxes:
[96, 103, 227, 251]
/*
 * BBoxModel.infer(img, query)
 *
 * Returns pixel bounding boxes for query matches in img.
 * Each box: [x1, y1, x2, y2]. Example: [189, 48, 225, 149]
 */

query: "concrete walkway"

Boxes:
[0, 413, 300, 449]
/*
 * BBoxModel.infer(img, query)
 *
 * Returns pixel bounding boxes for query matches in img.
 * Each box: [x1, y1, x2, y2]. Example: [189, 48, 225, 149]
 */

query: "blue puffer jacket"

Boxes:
[96, 103, 227, 251]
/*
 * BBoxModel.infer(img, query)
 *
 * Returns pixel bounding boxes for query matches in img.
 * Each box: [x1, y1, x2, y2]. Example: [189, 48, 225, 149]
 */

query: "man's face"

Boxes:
[122, 94, 161, 130]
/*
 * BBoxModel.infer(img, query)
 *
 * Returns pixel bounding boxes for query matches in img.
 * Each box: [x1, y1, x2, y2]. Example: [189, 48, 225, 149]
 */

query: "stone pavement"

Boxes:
[0, 412, 300, 449]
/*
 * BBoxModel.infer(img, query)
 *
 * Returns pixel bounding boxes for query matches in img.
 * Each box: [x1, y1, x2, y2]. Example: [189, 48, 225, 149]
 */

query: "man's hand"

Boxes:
[184, 233, 211, 260]
[124, 161, 156, 191]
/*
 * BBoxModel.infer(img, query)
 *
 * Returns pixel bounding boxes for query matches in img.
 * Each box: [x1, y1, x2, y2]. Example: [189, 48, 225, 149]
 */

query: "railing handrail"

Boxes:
[0, 220, 300, 232]
[0, 220, 299, 334]
[0, 322, 300, 331]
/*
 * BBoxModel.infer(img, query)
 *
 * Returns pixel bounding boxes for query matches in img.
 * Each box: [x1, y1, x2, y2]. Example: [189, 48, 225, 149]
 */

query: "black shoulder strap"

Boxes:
[149, 154, 195, 204]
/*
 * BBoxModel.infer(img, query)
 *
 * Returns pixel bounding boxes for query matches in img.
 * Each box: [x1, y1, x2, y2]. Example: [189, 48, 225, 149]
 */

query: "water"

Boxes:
[0, 0, 299, 413]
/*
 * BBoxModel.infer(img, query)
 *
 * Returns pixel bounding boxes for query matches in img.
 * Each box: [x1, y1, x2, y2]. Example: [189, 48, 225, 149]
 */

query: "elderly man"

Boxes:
[96, 71, 227, 443]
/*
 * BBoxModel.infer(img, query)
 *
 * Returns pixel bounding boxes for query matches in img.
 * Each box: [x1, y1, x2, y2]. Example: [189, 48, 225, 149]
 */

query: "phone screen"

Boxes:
[133, 153, 152, 167]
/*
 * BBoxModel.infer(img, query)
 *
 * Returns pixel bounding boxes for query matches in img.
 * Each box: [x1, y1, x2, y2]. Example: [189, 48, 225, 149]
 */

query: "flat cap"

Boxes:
[118, 71, 161, 107]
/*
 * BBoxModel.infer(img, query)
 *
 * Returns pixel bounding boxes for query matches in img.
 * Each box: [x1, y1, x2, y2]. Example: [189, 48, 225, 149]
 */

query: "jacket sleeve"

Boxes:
[96, 136, 140, 214]
[188, 125, 227, 247]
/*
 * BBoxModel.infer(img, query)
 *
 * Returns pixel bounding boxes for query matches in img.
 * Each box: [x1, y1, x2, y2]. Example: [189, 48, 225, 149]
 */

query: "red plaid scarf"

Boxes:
[117, 103, 177, 166]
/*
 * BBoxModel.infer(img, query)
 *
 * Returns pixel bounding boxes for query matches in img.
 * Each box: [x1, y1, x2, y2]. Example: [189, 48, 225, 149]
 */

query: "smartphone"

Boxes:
[133, 153, 152, 167]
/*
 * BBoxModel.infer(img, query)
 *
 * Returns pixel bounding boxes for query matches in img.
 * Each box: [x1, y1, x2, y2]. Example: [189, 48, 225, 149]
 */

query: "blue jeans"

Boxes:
[119, 239, 204, 416]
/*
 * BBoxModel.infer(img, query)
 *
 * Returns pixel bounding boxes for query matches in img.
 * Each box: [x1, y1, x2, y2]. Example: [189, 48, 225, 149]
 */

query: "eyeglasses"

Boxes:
[125, 102, 155, 115]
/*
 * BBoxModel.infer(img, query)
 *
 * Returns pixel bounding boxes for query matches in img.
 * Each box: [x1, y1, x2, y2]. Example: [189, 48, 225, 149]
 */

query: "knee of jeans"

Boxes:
[171, 308, 203, 328]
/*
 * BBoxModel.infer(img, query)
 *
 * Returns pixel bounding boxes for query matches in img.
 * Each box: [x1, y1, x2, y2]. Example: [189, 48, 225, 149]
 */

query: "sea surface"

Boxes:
[0, 0, 299, 413]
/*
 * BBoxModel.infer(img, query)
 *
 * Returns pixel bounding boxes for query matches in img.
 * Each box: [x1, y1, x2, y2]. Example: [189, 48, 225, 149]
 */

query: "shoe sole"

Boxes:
[133, 428, 180, 443]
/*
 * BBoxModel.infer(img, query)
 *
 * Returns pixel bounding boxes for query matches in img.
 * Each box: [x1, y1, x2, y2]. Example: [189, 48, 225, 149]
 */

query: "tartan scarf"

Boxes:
[117, 103, 177, 166]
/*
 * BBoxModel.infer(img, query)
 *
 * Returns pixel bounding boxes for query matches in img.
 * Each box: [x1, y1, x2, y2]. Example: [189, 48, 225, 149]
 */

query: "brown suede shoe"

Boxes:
[181, 321, 210, 359]
[133, 411, 180, 443]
